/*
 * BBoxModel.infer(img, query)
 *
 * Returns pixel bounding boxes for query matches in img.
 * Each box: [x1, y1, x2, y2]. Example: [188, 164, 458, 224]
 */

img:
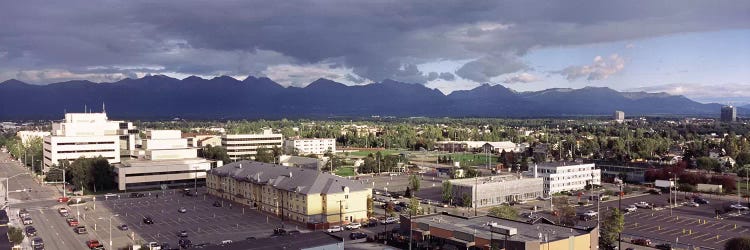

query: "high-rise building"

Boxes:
[721, 105, 736, 122]
[43, 112, 138, 172]
[221, 129, 283, 161]
[614, 110, 625, 123]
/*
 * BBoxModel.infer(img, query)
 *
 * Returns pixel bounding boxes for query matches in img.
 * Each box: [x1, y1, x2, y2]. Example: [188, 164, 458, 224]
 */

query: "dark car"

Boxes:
[694, 198, 709, 204]
[177, 230, 189, 237]
[74, 226, 88, 234]
[31, 237, 44, 249]
[631, 238, 652, 246]
[647, 189, 662, 195]
[118, 224, 129, 231]
[213, 201, 222, 207]
[349, 232, 367, 240]
[655, 243, 673, 250]
[193, 243, 211, 248]
[143, 216, 154, 224]
[25, 226, 37, 236]
[130, 192, 145, 198]
[178, 238, 192, 248]
[185, 190, 197, 196]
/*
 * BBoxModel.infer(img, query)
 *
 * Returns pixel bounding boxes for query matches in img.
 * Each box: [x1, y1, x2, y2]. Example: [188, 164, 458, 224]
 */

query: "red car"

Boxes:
[58, 197, 69, 203]
[631, 238, 652, 246]
[86, 240, 101, 249]
[67, 218, 79, 227]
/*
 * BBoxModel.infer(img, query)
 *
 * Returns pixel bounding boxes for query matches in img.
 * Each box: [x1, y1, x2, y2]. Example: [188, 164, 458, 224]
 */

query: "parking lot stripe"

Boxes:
[690, 232, 711, 240]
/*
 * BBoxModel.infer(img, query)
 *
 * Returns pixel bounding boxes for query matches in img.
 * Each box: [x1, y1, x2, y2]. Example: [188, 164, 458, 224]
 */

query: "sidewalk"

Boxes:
[7, 208, 31, 250]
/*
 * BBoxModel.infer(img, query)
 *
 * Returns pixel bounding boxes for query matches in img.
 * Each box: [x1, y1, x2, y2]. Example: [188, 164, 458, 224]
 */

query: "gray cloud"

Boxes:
[439, 72, 455, 81]
[503, 73, 538, 84]
[0, 0, 748, 85]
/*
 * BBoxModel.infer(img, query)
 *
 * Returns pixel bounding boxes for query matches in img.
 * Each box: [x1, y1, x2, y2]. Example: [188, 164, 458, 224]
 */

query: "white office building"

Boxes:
[43, 112, 138, 172]
[114, 130, 220, 190]
[222, 129, 283, 161]
[284, 137, 336, 155]
[529, 162, 601, 195]
[448, 175, 543, 208]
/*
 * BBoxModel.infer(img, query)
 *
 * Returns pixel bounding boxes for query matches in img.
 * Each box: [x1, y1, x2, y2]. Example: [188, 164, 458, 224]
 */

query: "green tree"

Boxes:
[724, 237, 750, 250]
[366, 196, 374, 218]
[202, 145, 230, 162]
[441, 181, 453, 204]
[557, 205, 577, 226]
[67, 157, 114, 193]
[409, 174, 421, 193]
[255, 147, 274, 163]
[7, 226, 24, 246]
[462, 193, 472, 208]
[488, 205, 518, 220]
[408, 197, 421, 216]
[600, 208, 624, 247]
[697, 157, 720, 173]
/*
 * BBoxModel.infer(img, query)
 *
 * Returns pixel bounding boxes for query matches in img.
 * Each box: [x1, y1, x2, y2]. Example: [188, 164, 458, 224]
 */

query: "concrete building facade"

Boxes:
[448, 175, 543, 208]
[403, 213, 598, 250]
[614, 110, 625, 123]
[530, 162, 601, 195]
[43, 112, 138, 172]
[222, 129, 283, 161]
[114, 130, 220, 190]
[284, 138, 336, 155]
[206, 161, 371, 226]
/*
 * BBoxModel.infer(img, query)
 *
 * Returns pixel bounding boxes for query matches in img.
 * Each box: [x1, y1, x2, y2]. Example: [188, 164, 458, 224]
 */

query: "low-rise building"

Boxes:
[16, 131, 50, 145]
[596, 164, 647, 183]
[279, 155, 324, 171]
[403, 213, 598, 250]
[222, 129, 283, 161]
[113, 130, 220, 190]
[206, 161, 372, 226]
[448, 175, 543, 208]
[284, 137, 336, 155]
[529, 162, 601, 195]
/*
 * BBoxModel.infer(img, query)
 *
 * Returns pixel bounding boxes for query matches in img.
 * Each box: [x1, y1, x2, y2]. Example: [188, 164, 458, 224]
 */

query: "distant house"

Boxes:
[718, 156, 736, 167]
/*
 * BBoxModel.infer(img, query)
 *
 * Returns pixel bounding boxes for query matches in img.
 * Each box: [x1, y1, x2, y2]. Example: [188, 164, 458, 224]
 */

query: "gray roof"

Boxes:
[209, 161, 370, 195]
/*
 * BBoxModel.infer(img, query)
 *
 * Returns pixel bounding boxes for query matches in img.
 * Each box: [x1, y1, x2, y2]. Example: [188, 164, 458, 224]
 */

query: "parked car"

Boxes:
[634, 202, 652, 209]
[583, 210, 598, 217]
[349, 232, 368, 240]
[685, 201, 699, 207]
[147, 241, 161, 250]
[75, 226, 88, 234]
[31, 237, 44, 249]
[22, 217, 33, 225]
[104, 193, 117, 199]
[327, 226, 344, 233]
[130, 192, 145, 198]
[655, 243, 673, 250]
[380, 217, 398, 224]
[693, 197, 709, 204]
[647, 189, 662, 195]
[178, 207, 187, 213]
[177, 230, 189, 238]
[631, 238, 652, 246]
[178, 239, 193, 249]
[86, 239, 102, 249]
[143, 216, 154, 224]
[213, 201, 222, 207]
[624, 205, 637, 212]
[119, 224, 129, 230]
[730, 204, 749, 211]
[18, 209, 29, 218]
[25, 226, 37, 237]
[345, 223, 362, 230]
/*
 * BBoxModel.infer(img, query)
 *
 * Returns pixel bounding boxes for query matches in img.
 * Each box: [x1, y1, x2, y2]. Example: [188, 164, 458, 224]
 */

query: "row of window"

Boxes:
[125, 169, 204, 177]
[56, 141, 115, 146]
[223, 142, 283, 148]
[222, 137, 282, 142]
[56, 149, 116, 154]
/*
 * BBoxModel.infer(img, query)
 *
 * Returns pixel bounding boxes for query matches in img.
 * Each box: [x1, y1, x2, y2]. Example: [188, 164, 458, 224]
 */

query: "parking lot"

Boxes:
[29, 188, 294, 250]
[575, 192, 750, 249]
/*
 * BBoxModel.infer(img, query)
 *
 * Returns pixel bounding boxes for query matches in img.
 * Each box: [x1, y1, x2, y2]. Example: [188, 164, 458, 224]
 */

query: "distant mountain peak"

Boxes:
[306, 78, 347, 89]
[0, 79, 28, 85]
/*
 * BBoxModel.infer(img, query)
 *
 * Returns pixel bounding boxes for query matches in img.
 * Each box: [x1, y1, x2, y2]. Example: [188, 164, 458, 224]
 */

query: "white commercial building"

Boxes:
[16, 131, 51, 145]
[449, 175, 543, 208]
[43, 112, 138, 172]
[284, 137, 336, 155]
[114, 130, 220, 190]
[222, 129, 283, 161]
[529, 162, 601, 195]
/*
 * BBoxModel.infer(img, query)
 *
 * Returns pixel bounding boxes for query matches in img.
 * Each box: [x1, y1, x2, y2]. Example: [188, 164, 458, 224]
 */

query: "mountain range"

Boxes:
[0, 75, 746, 120]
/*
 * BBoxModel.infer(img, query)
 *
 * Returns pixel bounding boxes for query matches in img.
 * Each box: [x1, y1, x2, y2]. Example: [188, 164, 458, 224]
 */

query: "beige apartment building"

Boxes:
[207, 161, 371, 226]
[222, 129, 283, 161]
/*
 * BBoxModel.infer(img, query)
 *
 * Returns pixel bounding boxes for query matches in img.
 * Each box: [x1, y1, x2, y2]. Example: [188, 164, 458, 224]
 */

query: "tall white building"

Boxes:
[221, 129, 283, 161]
[114, 130, 220, 190]
[43, 112, 138, 172]
[284, 138, 336, 155]
[529, 162, 601, 195]
[614, 111, 625, 123]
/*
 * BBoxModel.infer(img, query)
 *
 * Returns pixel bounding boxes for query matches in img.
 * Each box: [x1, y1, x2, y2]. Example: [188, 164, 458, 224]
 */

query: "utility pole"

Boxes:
[618, 184, 623, 250]
[339, 200, 345, 246]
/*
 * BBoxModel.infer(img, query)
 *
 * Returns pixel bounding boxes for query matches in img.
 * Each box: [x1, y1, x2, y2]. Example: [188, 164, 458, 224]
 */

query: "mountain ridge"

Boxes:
[0, 76, 745, 119]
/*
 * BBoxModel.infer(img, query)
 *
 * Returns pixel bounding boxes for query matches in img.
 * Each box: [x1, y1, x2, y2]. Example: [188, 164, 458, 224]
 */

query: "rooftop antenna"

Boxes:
[102, 103, 106, 113]
[84, 104, 87, 113]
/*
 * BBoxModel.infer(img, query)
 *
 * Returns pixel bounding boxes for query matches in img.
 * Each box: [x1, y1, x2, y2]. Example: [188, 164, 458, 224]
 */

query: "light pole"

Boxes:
[618, 183, 623, 250]
[47, 165, 67, 198]
[3, 173, 30, 202]
[100, 214, 120, 249]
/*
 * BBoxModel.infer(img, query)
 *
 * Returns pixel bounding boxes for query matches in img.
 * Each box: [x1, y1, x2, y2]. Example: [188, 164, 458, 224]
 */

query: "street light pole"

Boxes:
[618, 184, 623, 250]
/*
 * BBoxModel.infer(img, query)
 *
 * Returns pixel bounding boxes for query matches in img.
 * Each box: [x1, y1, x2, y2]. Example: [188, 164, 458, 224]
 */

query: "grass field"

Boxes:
[334, 167, 356, 177]
[346, 149, 401, 157]
[448, 153, 499, 166]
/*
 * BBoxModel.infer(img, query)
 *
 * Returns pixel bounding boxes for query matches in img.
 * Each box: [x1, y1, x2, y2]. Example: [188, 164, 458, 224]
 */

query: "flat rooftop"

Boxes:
[413, 213, 592, 243]
[201, 231, 340, 250]
[448, 174, 532, 185]
[535, 161, 594, 168]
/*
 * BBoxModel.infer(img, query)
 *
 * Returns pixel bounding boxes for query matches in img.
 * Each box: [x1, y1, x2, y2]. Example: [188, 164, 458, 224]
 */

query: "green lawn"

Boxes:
[335, 167, 356, 177]
[347, 149, 400, 157]
[448, 153, 499, 166]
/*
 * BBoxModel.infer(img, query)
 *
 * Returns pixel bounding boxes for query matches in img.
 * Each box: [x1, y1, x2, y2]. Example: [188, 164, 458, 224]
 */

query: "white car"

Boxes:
[583, 210, 598, 217]
[345, 223, 362, 230]
[730, 204, 749, 211]
[685, 201, 699, 207]
[327, 226, 344, 233]
[147, 242, 161, 250]
[634, 202, 652, 209]
[178, 207, 187, 213]
[624, 205, 637, 212]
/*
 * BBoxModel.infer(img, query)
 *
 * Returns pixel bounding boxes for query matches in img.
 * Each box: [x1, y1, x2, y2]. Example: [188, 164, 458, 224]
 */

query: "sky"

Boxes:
[1, 0, 749, 104]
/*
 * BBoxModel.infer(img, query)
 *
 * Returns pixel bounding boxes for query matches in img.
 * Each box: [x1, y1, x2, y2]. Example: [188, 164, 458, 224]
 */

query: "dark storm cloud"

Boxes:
[1, 0, 748, 84]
